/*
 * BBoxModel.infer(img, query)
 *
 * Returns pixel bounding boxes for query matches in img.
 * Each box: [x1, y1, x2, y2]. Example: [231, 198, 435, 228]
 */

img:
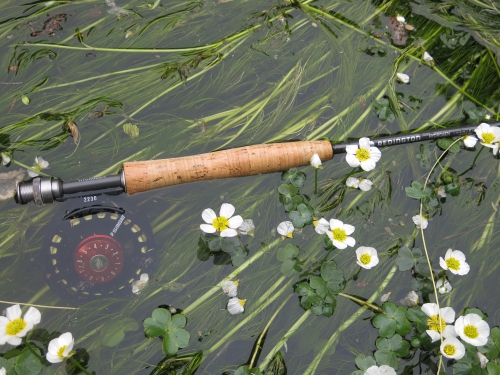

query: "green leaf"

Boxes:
[289, 204, 314, 228]
[277, 244, 300, 261]
[354, 354, 376, 371]
[373, 303, 411, 338]
[281, 168, 306, 187]
[407, 307, 429, 333]
[143, 308, 190, 355]
[280, 259, 296, 277]
[321, 261, 343, 294]
[437, 138, 460, 153]
[375, 334, 409, 369]
[123, 123, 140, 139]
[405, 181, 424, 200]
[278, 183, 299, 197]
[100, 317, 139, 347]
[310, 276, 327, 298]
[13, 347, 42, 375]
[395, 247, 416, 271]
[21, 95, 30, 105]
[487, 362, 500, 375]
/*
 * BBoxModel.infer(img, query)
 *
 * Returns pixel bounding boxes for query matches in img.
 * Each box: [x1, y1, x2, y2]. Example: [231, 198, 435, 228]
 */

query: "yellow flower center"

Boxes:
[463, 324, 479, 339]
[286, 232, 293, 238]
[5, 318, 27, 336]
[238, 299, 246, 307]
[233, 280, 239, 287]
[481, 132, 495, 144]
[331, 228, 347, 242]
[212, 216, 229, 231]
[355, 148, 370, 162]
[427, 315, 446, 332]
[360, 253, 371, 265]
[57, 345, 67, 358]
[445, 257, 460, 271]
[443, 344, 456, 356]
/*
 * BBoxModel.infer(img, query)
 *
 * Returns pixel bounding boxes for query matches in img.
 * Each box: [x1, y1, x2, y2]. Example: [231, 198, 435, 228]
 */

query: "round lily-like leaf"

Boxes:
[320, 261, 344, 294]
[354, 354, 376, 372]
[101, 317, 139, 347]
[310, 276, 327, 298]
[373, 302, 412, 338]
[277, 244, 300, 261]
[278, 183, 299, 197]
[143, 308, 190, 355]
[281, 168, 306, 187]
[374, 334, 410, 370]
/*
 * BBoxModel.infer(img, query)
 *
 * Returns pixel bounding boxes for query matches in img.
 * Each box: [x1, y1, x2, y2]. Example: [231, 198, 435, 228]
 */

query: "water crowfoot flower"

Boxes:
[440, 337, 465, 360]
[345, 137, 381, 171]
[455, 313, 490, 346]
[474, 123, 500, 153]
[222, 280, 239, 297]
[436, 278, 452, 294]
[358, 178, 373, 191]
[396, 73, 410, 83]
[462, 135, 478, 148]
[421, 303, 456, 342]
[423, 51, 434, 65]
[310, 153, 322, 169]
[237, 219, 255, 236]
[477, 352, 489, 369]
[277, 221, 294, 238]
[1, 152, 10, 166]
[412, 214, 428, 229]
[439, 249, 470, 275]
[0, 367, 4, 375]
[364, 364, 396, 375]
[131, 273, 149, 295]
[345, 177, 359, 189]
[396, 14, 405, 23]
[355, 247, 379, 269]
[0, 305, 41, 346]
[316, 218, 355, 249]
[28, 156, 49, 178]
[227, 297, 246, 315]
[200, 203, 243, 237]
[46, 332, 75, 363]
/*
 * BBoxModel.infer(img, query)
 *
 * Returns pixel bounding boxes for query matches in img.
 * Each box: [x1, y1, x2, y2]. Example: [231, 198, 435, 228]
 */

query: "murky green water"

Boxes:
[0, 0, 499, 374]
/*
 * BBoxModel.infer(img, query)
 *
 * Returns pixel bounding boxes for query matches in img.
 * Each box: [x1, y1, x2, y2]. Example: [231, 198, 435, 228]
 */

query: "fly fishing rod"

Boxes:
[15, 122, 499, 206]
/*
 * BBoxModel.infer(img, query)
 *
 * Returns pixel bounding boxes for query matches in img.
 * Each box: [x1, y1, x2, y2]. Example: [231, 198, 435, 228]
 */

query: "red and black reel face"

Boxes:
[44, 202, 155, 304]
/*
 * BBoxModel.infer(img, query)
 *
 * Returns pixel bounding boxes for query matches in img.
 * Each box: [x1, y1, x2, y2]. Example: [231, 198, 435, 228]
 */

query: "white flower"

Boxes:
[131, 273, 149, 295]
[439, 249, 470, 276]
[423, 51, 434, 64]
[396, 14, 405, 23]
[0, 368, 4, 375]
[477, 352, 489, 369]
[222, 280, 239, 297]
[345, 137, 382, 171]
[346, 177, 359, 189]
[314, 218, 330, 234]
[1, 152, 10, 166]
[310, 153, 322, 169]
[28, 156, 49, 178]
[358, 178, 373, 191]
[46, 332, 75, 363]
[316, 218, 355, 249]
[0, 305, 41, 346]
[238, 219, 255, 236]
[436, 278, 452, 294]
[355, 247, 379, 269]
[396, 73, 410, 83]
[485, 114, 491, 120]
[474, 123, 500, 153]
[463, 135, 478, 148]
[421, 303, 457, 343]
[440, 337, 466, 360]
[200, 203, 243, 237]
[412, 214, 428, 229]
[227, 297, 246, 315]
[277, 221, 294, 238]
[399, 291, 419, 308]
[364, 365, 397, 375]
[455, 313, 490, 346]
[437, 186, 446, 198]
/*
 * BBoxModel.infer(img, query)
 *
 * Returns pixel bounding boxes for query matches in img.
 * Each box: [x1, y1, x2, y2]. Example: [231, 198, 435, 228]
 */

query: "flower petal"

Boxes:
[421, 303, 438, 317]
[359, 138, 371, 149]
[46, 351, 62, 363]
[360, 159, 376, 171]
[6, 305, 22, 321]
[369, 147, 382, 162]
[440, 307, 455, 323]
[345, 145, 358, 155]
[426, 329, 441, 343]
[329, 219, 344, 229]
[228, 215, 243, 229]
[314, 218, 329, 234]
[343, 224, 355, 235]
[23, 307, 41, 325]
[345, 154, 361, 167]
[220, 228, 238, 237]
[201, 209, 217, 224]
[344, 236, 356, 247]
[200, 224, 216, 233]
[219, 203, 235, 219]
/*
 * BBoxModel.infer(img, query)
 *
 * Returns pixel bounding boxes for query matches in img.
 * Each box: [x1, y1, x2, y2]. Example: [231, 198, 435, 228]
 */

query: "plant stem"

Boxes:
[314, 169, 318, 195]
[337, 292, 383, 313]
[248, 294, 293, 369]
[22, 338, 45, 363]
[0, 300, 77, 310]
[69, 356, 93, 375]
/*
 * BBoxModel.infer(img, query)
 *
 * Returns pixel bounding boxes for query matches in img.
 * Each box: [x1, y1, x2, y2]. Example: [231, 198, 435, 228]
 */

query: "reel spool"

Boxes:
[43, 193, 155, 304]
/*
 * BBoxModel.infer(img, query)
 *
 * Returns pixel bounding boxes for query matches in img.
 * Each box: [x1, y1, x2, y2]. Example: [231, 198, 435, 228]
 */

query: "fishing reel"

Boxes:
[42, 187, 156, 304]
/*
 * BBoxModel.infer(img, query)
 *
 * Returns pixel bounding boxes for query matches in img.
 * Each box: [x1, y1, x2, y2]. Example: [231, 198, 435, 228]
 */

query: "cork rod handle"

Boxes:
[122, 141, 333, 195]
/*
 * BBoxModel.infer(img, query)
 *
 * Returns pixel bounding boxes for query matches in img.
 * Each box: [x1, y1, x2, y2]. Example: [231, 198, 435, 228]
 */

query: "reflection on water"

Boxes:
[0, 0, 499, 374]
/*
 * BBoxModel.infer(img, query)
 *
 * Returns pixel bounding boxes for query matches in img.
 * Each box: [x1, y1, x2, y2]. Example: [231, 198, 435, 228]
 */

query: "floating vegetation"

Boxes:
[0, 0, 500, 374]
